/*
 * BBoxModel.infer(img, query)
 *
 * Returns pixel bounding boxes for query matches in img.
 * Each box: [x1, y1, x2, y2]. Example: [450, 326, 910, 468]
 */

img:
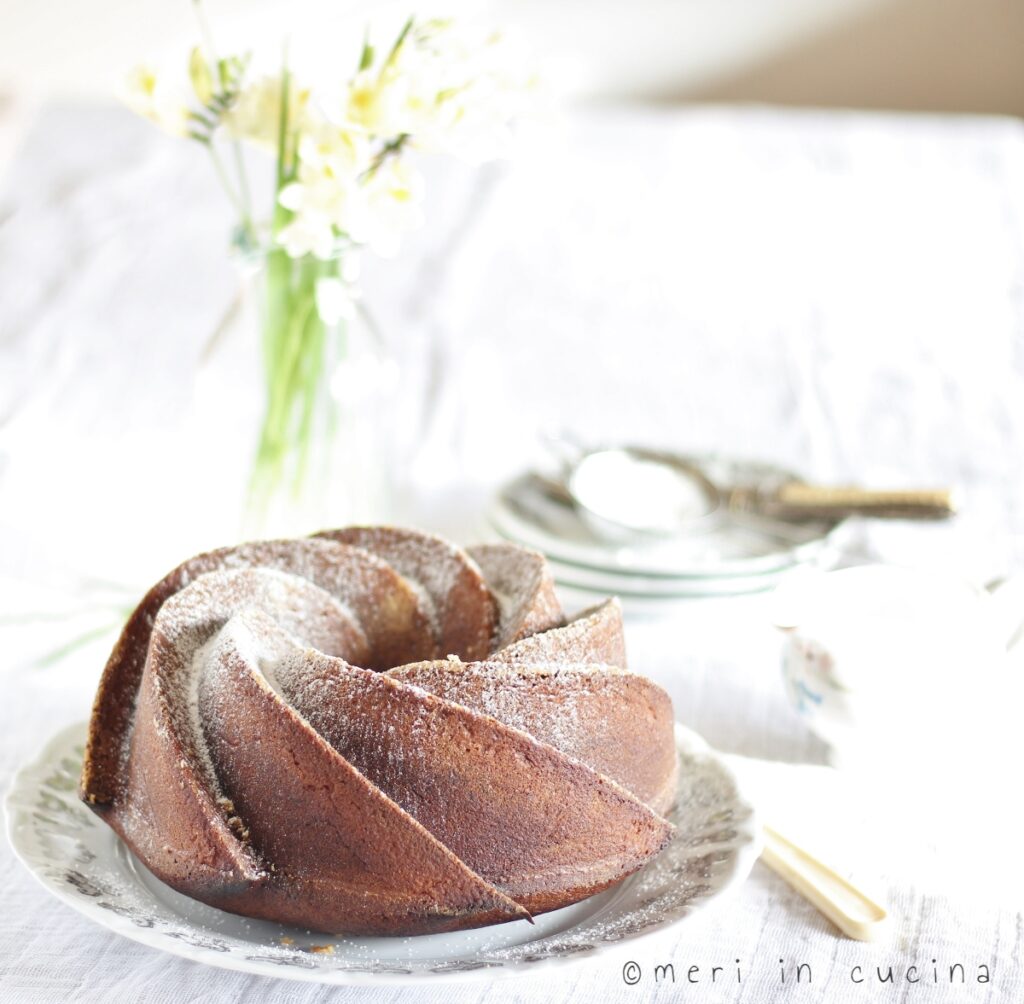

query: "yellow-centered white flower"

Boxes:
[344, 67, 409, 137]
[354, 157, 425, 257]
[276, 120, 368, 258]
[124, 17, 534, 261]
[276, 115, 425, 259]
[224, 75, 312, 152]
[121, 66, 191, 138]
[335, 20, 531, 163]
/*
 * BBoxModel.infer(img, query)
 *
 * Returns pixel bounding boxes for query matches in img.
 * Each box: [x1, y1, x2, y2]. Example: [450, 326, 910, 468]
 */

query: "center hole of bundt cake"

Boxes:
[297, 592, 443, 673]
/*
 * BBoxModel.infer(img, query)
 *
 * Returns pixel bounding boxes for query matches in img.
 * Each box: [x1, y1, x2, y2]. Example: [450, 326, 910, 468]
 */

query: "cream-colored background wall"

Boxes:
[688, 0, 1024, 116]
[1, 0, 1021, 171]
[1, 0, 1022, 113]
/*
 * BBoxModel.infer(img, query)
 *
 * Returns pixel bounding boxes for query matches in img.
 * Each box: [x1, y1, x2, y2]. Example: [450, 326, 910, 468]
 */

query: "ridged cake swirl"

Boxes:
[79, 527, 678, 935]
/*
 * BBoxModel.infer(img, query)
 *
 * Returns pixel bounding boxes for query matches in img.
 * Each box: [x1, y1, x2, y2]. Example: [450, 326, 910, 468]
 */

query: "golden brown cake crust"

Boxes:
[277, 648, 671, 901]
[80, 538, 435, 806]
[491, 598, 627, 668]
[79, 527, 678, 936]
[386, 658, 678, 817]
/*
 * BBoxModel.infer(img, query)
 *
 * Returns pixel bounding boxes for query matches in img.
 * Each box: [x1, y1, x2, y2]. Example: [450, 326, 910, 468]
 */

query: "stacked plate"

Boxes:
[485, 457, 843, 612]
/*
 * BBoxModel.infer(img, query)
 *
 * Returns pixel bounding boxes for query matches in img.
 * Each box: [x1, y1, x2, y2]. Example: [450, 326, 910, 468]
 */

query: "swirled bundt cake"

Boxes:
[79, 527, 678, 935]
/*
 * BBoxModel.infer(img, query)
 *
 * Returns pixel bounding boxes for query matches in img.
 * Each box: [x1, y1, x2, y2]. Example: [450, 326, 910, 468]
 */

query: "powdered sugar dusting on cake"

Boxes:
[494, 599, 626, 668]
[80, 526, 677, 934]
[386, 655, 677, 815]
[150, 569, 357, 795]
[319, 527, 497, 660]
[385, 660, 616, 764]
[467, 543, 564, 649]
[256, 646, 670, 894]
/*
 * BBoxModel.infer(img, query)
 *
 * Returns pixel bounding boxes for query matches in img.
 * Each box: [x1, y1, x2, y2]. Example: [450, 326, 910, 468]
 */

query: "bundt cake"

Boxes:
[79, 527, 678, 935]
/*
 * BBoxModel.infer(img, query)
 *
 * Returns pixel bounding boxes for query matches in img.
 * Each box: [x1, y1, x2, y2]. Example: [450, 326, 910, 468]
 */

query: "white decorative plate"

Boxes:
[540, 554, 793, 599]
[490, 458, 841, 581]
[6, 722, 761, 986]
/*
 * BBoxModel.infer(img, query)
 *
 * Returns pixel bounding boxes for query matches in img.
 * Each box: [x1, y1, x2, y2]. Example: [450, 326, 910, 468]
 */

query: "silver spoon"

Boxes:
[562, 446, 955, 542]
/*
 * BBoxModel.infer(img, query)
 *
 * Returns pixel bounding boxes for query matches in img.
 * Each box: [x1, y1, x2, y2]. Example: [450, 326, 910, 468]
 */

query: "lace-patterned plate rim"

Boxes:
[5, 721, 762, 987]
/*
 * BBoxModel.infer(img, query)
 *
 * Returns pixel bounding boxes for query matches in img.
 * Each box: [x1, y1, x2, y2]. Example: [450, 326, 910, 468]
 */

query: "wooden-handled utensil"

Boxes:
[730, 483, 956, 522]
[554, 445, 956, 539]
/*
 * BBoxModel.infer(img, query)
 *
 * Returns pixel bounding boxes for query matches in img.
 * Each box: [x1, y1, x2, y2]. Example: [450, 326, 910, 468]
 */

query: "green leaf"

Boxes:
[274, 55, 292, 224]
[358, 30, 375, 72]
[384, 15, 415, 70]
[187, 108, 217, 130]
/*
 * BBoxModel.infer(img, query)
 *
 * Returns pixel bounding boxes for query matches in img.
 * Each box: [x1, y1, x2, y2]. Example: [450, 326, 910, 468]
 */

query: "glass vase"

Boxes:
[194, 246, 399, 540]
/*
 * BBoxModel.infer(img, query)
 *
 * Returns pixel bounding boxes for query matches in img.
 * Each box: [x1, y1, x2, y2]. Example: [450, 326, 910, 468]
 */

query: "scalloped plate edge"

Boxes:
[6, 720, 762, 986]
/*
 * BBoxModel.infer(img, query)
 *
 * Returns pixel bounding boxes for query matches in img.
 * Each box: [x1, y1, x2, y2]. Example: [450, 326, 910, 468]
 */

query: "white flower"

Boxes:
[413, 76, 516, 163]
[275, 152, 423, 260]
[121, 65, 191, 137]
[383, 21, 534, 163]
[276, 136, 362, 258]
[275, 211, 335, 259]
[123, 16, 533, 263]
[275, 112, 427, 258]
[336, 19, 533, 160]
[315, 274, 359, 325]
[224, 75, 310, 152]
[278, 170, 342, 222]
[344, 68, 409, 137]
[295, 120, 371, 178]
[353, 157, 425, 257]
[339, 253, 361, 284]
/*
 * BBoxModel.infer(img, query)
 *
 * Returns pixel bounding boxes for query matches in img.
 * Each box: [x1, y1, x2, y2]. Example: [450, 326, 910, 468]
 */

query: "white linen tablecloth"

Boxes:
[1, 102, 1023, 1002]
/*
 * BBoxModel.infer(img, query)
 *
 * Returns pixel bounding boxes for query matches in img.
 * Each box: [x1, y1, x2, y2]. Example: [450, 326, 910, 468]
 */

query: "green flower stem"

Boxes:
[245, 52, 347, 521]
[205, 142, 248, 221]
[292, 276, 330, 493]
[248, 252, 343, 519]
[230, 139, 254, 235]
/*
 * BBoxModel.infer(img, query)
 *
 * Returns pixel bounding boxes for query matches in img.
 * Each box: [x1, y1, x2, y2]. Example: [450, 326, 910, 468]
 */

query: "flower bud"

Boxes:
[189, 47, 215, 105]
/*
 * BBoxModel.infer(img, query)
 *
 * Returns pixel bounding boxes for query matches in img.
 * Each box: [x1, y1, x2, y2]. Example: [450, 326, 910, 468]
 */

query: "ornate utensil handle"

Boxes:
[769, 483, 956, 520]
